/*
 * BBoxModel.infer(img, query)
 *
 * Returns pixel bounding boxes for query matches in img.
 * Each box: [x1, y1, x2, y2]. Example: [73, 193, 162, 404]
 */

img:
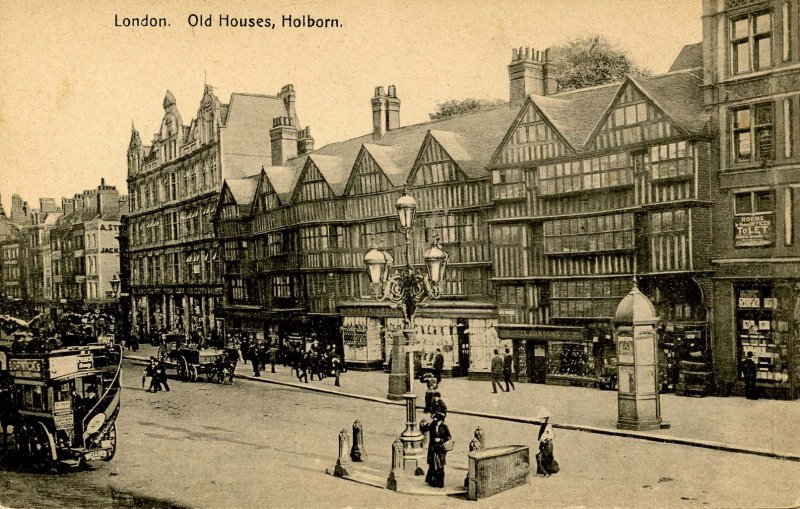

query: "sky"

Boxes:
[0, 0, 702, 207]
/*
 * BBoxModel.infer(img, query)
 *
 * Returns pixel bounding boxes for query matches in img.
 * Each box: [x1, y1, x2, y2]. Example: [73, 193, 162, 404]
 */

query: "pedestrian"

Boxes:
[420, 411, 452, 488]
[143, 357, 156, 392]
[433, 348, 444, 383]
[298, 351, 309, 383]
[156, 361, 170, 392]
[490, 349, 505, 393]
[267, 343, 278, 373]
[430, 391, 447, 416]
[536, 417, 559, 476]
[503, 347, 515, 392]
[423, 375, 438, 414]
[331, 353, 342, 387]
[251, 342, 261, 377]
[740, 351, 758, 400]
[147, 358, 161, 393]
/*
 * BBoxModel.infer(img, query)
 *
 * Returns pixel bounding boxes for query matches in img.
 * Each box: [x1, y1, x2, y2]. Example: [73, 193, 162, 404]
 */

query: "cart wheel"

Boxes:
[188, 364, 198, 383]
[102, 422, 117, 461]
[157, 345, 167, 362]
[178, 357, 189, 381]
[17, 422, 55, 470]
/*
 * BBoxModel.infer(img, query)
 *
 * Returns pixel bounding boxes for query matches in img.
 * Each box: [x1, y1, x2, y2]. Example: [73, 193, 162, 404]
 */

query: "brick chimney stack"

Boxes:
[371, 85, 400, 140]
[508, 47, 557, 106]
[96, 178, 120, 217]
[298, 126, 315, 155]
[270, 116, 298, 166]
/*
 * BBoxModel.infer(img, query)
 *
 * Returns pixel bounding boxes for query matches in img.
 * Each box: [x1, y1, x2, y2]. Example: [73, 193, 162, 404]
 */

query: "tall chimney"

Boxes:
[96, 179, 120, 217]
[62, 198, 75, 215]
[508, 47, 557, 105]
[386, 85, 400, 131]
[279, 84, 297, 123]
[371, 86, 387, 140]
[298, 126, 315, 155]
[270, 116, 298, 166]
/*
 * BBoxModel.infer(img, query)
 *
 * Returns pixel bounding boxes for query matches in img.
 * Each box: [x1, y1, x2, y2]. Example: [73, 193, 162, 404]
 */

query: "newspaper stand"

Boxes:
[2, 344, 122, 469]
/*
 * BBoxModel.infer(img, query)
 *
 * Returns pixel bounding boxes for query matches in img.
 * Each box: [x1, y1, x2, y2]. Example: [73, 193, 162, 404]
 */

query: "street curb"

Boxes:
[124, 354, 800, 462]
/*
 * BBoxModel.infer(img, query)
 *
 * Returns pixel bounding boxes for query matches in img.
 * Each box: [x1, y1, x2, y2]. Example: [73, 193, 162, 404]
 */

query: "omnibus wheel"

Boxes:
[157, 345, 167, 362]
[188, 364, 198, 383]
[102, 422, 117, 461]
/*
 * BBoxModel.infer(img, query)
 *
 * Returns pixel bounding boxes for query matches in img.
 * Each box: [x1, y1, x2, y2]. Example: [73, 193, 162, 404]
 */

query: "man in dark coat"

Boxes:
[250, 343, 261, 377]
[432, 349, 444, 383]
[503, 347, 515, 392]
[491, 349, 505, 393]
[420, 411, 451, 488]
[430, 391, 447, 416]
[740, 351, 758, 400]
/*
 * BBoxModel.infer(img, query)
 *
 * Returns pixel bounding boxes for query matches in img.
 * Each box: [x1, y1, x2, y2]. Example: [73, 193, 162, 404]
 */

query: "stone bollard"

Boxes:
[386, 438, 404, 491]
[350, 420, 365, 462]
[333, 428, 351, 477]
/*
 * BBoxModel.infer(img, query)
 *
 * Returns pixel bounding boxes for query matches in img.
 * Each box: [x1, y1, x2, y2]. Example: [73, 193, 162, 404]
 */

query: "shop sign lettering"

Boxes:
[101, 247, 119, 254]
[734, 214, 773, 247]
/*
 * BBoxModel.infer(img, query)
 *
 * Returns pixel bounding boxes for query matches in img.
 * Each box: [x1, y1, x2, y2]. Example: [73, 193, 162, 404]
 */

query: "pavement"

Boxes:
[125, 344, 800, 462]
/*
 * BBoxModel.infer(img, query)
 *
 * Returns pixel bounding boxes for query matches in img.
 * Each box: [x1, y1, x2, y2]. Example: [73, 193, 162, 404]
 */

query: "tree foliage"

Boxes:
[552, 35, 652, 92]
[429, 98, 504, 121]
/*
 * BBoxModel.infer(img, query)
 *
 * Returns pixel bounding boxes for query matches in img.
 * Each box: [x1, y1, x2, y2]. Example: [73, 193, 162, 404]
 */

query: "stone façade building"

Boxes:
[704, 0, 800, 399]
[126, 84, 312, 340]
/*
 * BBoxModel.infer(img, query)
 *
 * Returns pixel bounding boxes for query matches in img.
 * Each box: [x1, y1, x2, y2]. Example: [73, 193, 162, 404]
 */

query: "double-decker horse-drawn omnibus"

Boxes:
[0, 343, 122, 469]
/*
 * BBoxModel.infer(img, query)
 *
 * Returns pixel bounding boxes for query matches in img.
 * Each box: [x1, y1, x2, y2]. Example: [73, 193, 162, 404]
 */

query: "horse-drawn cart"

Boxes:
[158, 334, 233, 383]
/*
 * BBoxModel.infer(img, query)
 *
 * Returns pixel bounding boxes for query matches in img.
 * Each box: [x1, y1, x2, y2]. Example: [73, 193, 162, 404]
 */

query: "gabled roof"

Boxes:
[529, 84, 619, 149]
[362, 144, 405, 187]
[630, 69, 707, 136]
[264, 165, 301, 203]
[669, 42, 703, 72]
[286, 102, 520, 197]
[514, 67, 708, 156]
[225, 174, 260, 209]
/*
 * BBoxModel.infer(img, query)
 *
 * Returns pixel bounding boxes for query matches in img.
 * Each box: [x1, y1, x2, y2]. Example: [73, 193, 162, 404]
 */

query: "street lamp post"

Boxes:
[363, 190, 448, 476]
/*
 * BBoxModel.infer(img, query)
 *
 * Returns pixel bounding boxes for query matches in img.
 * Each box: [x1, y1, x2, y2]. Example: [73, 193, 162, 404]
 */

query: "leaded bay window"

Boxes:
[732, 102, 774, 163]
[731, 10, 772, 74]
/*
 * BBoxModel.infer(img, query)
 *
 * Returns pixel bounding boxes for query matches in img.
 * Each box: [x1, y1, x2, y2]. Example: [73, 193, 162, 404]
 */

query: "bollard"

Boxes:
[350, 420, 365, 462]
[333, 428, 351, 477]
[386, 438, 404, 491]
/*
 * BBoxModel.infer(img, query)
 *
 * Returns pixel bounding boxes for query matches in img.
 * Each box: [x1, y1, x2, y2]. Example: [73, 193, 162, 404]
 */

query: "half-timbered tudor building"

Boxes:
[704, 0, 800, 399]
[126, 84, 311, 341]
[214, 85, 518, 375]
[488, 47, 715, 391]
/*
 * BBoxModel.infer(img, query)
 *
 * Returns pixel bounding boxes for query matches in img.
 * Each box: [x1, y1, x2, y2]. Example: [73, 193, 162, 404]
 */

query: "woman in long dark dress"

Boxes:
[420, 411, 451, 488]
[536, 419, 559, 476]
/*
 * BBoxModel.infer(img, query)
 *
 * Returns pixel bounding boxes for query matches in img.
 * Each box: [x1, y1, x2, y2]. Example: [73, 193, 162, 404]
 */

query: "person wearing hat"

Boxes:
[536, 416, 559, 476]
[740, 351, 758, 400]
[430, 391, 447, 417]
[420, 411, 451, 488]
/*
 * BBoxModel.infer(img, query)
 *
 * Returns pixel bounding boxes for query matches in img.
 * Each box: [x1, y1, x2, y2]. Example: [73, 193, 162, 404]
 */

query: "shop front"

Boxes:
[712, 275, 799, 400]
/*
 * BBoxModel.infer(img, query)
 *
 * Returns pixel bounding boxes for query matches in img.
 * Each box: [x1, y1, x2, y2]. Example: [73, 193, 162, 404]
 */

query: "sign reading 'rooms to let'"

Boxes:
[734, 213, 774, 247]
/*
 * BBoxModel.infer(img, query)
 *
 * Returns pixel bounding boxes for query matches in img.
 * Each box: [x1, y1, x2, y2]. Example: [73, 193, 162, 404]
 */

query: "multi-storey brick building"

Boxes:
[51, 181, 126, 307]
[126, 84, 311, 340]
[0, 205, 26, 307]
[23, 199, 62, 310]
[704, 0, 800, 399]
[489, 47, 714, 391]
